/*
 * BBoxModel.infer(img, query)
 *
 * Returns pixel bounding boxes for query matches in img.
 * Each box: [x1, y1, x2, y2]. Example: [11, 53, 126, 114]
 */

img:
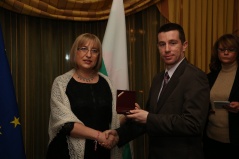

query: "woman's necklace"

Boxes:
[77, 72, 95, 82]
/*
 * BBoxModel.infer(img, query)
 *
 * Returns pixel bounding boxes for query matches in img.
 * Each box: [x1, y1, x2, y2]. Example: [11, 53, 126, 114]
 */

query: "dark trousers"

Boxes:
[203, 135, 239, 159]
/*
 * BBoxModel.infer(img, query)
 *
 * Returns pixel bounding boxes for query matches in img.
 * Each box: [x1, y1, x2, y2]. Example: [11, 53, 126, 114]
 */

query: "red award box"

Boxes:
[116, 90, 136, 114]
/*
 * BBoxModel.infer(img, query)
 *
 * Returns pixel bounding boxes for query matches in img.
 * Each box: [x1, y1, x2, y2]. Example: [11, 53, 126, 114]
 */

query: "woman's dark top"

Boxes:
[46, 76, 113, 159]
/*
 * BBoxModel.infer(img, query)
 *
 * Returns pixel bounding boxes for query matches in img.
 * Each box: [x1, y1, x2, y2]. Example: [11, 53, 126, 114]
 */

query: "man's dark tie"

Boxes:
[162, 72, 170, 92]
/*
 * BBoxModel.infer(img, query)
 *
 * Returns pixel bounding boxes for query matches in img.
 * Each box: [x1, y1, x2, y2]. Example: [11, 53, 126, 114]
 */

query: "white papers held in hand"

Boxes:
[213, 101, 230, 109]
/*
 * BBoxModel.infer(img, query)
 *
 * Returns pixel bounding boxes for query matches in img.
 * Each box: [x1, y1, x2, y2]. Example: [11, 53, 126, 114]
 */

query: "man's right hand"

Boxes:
[100, 129, 119, 149]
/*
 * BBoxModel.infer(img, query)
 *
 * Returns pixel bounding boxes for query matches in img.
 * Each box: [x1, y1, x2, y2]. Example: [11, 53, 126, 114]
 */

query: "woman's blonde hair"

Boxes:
[69, 33, 102, 71]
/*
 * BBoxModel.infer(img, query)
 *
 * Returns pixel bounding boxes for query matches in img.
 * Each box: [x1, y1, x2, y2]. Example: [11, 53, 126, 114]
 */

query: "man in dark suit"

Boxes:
[105, 23, 210, 159]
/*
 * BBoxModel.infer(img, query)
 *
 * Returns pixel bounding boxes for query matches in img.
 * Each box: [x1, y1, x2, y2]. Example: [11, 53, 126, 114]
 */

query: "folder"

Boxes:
[116, 90, 136, 114]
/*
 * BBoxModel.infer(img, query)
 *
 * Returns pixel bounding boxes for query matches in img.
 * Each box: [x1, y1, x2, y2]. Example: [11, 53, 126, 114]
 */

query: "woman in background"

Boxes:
[203, 34, 239, 159]
[46, 33, 121, 159]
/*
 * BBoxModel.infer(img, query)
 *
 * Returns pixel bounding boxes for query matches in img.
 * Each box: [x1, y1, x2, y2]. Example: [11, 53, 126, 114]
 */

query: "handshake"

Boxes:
[96, 130, 119, 150]
[95, 103, 145, 150]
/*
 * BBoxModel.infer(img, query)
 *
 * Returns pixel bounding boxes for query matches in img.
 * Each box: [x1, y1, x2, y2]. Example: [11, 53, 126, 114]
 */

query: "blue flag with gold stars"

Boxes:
[0, 24, 26, 159]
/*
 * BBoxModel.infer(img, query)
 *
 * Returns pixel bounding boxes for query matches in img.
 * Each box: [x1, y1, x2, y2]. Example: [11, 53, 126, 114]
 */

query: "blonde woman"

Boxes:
[46, 33, 122, 159]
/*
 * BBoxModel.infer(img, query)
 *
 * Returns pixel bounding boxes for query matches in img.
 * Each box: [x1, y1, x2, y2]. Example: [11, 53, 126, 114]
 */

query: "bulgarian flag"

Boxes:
[99, 0, 133, 158]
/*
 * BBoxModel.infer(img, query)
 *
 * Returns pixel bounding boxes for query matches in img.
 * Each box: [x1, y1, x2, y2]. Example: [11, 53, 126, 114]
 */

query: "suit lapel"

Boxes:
[155, 59, 187, 113]
[156, 77, 178, 112]
[230, 67, 239, 98]
[151, 73, 164, 112]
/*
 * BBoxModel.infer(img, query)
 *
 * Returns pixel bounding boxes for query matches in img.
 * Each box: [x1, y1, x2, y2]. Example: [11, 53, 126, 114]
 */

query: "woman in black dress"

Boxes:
[46, 33, 122, 159]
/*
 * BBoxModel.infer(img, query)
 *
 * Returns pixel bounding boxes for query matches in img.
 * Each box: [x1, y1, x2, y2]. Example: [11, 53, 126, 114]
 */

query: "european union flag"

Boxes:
[0, 24, 26, 159]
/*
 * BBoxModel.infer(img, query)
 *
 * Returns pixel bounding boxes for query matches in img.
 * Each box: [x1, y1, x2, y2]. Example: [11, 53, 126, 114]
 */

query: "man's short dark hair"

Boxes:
[158, 23, 186, 43]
